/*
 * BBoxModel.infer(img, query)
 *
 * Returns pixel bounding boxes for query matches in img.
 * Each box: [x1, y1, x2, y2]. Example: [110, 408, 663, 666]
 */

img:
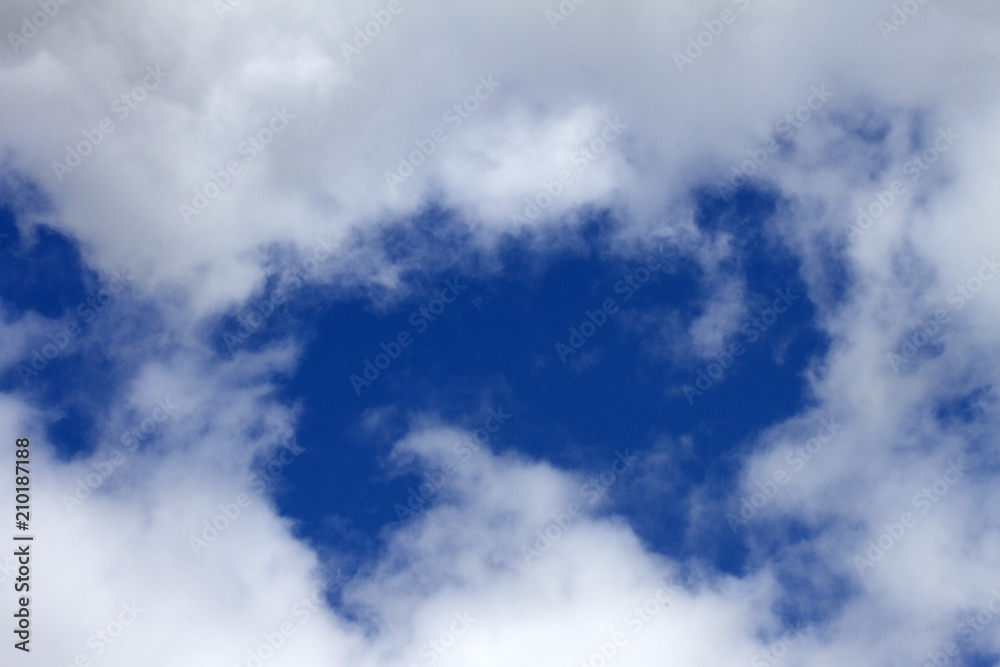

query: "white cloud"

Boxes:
[1, 0, 1000, 665]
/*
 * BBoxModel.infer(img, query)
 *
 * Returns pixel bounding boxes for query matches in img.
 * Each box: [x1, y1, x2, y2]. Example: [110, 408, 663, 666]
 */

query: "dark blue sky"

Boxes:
[260, 191, 828, 576]
[1, 185, 829, 579]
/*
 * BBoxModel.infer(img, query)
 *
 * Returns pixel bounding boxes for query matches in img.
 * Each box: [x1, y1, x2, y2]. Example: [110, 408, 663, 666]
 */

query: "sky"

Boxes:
[1, 1, 1000, 665]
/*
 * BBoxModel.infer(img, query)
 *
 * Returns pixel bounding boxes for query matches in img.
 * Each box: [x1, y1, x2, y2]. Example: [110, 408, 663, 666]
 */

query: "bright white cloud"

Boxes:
[1, 0, 1000, 665]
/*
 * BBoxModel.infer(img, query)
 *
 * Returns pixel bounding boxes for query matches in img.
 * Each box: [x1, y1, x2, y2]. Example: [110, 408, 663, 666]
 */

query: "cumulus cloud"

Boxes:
[1, 0, 1000, 665]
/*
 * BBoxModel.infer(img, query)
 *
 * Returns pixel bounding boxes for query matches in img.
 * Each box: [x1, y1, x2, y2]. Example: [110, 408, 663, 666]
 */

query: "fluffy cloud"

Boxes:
[1, 0, 1000, 665]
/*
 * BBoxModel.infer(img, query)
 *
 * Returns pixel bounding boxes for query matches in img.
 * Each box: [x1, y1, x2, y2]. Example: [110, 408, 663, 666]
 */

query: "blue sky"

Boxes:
[263, 194, 827, 572]
[2, 2, 1000, 666]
